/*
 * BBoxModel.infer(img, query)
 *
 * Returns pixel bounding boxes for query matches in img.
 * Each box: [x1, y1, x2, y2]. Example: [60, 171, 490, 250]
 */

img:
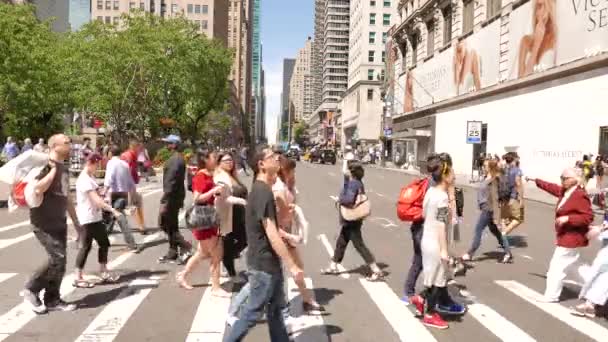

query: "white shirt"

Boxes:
[557, 186, 577, 211]
[76, 170, 103, 225]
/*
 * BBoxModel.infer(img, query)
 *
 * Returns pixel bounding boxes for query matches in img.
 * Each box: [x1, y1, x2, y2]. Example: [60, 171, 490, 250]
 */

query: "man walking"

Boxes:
[20, 134, 80, 314]
[224, 145, 304, 342]
[1, 137, 19, 161]
[33, 138, 48, 153]
[121, 139, 147, 234]
[158, 135, 192, 264]
[499, 152, 524, 263]
[239, 146, 249, 175]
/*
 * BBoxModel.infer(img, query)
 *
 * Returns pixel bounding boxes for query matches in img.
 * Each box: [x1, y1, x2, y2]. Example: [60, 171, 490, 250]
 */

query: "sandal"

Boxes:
[72, 279, 95, 288]
[100, 272, 120, 283]
[365, 271, 385, 282]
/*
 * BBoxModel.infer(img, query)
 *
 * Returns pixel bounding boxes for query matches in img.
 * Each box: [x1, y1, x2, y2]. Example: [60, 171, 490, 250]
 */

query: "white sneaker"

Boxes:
[226, 315, 238, 326]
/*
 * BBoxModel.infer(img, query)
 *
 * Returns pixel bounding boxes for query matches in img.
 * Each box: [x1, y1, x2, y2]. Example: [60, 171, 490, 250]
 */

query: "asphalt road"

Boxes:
[0, 163, 606, 342]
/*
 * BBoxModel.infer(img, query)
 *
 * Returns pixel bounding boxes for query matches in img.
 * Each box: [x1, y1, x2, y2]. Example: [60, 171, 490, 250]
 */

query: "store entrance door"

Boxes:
[471, 123, 488, 179]
[599, 126, 608, 157]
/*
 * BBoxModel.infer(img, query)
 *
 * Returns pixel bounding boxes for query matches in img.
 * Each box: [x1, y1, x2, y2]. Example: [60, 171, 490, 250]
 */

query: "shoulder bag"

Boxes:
[186, 191, 219, 231]
[340, 190, 371, 222]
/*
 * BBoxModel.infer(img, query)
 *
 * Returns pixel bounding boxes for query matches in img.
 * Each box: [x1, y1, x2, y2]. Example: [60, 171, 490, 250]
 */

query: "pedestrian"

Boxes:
[33, 138, 48, 153]
[322, 162, 384, 281]
[73, 153, 121, 288]
[158, 135, 193, 263]
[21, 138, 33, 153]
[1, 137, 19, 161]
[103, 145, 141, 252]
[413, 157, 466, 330]
[223, 145, 304, 342]
[595, 155, 604, 190]
[239, 146, 249, 175]
[462, 159, 504, 261]
[177, 149, 233, 296]
[214, 151, 248, 283]
[499, 152, 524, 263]
[526, 167, 593, 303]
[137, 145, 151, 182]
[20, 134, 80, 314]
[581, 155, 594, 187]
[121, 139, 146, 234]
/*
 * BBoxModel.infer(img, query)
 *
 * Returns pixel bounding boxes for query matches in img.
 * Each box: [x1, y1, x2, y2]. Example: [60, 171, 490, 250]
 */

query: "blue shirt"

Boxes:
[1, 142, 19, 160]
[104, 157, 136, 193]
[508, 166, 522, 199]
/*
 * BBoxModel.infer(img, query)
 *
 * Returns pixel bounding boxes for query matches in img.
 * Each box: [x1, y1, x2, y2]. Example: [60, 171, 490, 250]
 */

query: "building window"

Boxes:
[443, 6, 452, 44]
[426, 20, 435, 56]
[140, 2, 145, 10]
[383, 14, 390, 26]
[113, 1, 119, 10]
[172, 4, 178, 13]
[367, 89, 374, 100]
[97, 16, 103, 21]
[195, 20, 200, 30]
[97, 0, 103, 10]
[463, 0, 474, 34]
[382, 51, 386, 63]
[487, 0, 501, 19]
[113, 16, 119, 24]
[368, 50, 375, 62]
[370, 0, 376, 6]
[105, 16, 111, 24]
[370, 13, 376, 25]
[129, 2, 135, 9]
[195, 4, 201, 13]
[383, 0, 390, 7]
[369, 31, 376, 44]
[202, 20, 208, 30]
[105, 1, 111, 10]
[187, 4, 193, 13]
[382, 32, 388, 43]
[367, 69, 374, 80]
[202, 5, 208, 14]
[411, 33, 419, 66]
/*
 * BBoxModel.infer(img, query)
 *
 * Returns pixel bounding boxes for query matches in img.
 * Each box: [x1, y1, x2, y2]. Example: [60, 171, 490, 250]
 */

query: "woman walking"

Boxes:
[462, 159, 504, 261]
[413, 157, 466, 330]
[214, 151, 248, 283]
[274, 156, 322, 311]
[73, 154, 121, 288]
[322, 162, 383, 281]
[595, 155, 605, 190]
[176, 150, 231, 297]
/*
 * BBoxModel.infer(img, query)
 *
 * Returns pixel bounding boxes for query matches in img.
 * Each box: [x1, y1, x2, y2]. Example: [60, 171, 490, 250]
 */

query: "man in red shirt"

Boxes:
[121, 139, 146, 234]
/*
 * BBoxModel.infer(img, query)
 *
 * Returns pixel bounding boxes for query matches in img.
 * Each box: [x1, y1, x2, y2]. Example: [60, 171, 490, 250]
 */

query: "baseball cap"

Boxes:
[86, 153, 103, 163]
[162, 135, 181, 144]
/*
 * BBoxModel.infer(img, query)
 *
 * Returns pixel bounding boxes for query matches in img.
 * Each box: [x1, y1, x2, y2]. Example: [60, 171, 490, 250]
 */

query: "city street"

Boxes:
[0, 162, 607, 342]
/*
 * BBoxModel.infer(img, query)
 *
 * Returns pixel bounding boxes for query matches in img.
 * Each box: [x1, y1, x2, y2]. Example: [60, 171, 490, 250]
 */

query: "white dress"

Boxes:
[421, 187, 450, 288]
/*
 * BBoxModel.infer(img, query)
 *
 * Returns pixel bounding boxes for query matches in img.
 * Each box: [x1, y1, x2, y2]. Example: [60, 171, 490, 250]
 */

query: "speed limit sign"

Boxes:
[466, 121, 482, 144]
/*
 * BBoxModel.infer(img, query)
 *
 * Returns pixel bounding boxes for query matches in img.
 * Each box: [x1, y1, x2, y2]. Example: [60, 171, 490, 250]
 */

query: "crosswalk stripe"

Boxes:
[496, 280, 608, 342]
[0, 233, 34, 251]
[185, 277, 232, 342]
[287, 277, 328, 342]
[0, 231, 164, 342]
[0, 274, 17, 284]
[467, 303, 536, 342]
[359, 279, 437, 342]
[0, 221, 29, 234]
[317, 234, 350, 279]
[74, 278, 158, 342]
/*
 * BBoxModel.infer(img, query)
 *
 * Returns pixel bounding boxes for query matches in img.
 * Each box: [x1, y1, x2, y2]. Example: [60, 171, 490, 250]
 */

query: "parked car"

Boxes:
[311, 149, 336, 164]
[286, 148, 301, 161]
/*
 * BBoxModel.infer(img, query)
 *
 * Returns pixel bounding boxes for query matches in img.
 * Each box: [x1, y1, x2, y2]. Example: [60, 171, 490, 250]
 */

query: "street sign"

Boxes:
[383, 128, 392, 137]
[466, 121, 482, 144]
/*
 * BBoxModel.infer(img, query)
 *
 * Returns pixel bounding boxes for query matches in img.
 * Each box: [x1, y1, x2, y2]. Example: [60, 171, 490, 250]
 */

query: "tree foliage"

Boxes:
[292, 121, 309, 146]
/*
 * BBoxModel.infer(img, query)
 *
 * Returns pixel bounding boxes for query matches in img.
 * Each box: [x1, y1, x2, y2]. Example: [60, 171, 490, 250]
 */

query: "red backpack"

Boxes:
[397, 178, 430, 222]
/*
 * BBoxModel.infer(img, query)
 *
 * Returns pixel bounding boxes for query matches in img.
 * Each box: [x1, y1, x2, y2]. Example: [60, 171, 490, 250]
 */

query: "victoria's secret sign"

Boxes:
[572, 0, 608, 31]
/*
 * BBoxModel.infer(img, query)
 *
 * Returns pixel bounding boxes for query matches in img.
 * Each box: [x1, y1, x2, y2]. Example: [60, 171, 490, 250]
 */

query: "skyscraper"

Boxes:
[251, 0, 264, 142]
[289, 38, 314, 124]
[279, 58, 295, 142]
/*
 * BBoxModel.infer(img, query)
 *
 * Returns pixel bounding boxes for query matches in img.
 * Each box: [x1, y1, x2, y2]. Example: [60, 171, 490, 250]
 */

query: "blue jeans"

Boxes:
[404, 221, 423, 297]
[228, 282, 250, 317]
[467, 210, 503, 256]
[223, 270, 289, 342]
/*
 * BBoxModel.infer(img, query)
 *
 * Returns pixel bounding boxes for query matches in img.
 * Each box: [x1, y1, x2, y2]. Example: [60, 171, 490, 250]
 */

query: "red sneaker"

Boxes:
[422, 313, 449, 330]
[410, 295, 424, 316]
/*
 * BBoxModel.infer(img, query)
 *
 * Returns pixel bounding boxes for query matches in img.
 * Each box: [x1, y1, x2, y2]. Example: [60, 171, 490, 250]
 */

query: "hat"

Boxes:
[162, 135, 181, 144]
[86, 153, 103, 163]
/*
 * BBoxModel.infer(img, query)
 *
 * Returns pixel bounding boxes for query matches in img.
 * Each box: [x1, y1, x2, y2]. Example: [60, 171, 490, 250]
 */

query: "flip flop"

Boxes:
[99, 272, 120, 283]
[72, 279, 95, 288]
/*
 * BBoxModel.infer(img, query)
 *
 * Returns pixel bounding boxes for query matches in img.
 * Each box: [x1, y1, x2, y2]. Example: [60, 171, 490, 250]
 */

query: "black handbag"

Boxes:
[186, 204, 218, 231]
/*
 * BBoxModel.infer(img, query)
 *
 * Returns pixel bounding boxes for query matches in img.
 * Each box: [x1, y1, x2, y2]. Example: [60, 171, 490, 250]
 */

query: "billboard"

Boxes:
[507, 0, 608, 80]
[402, 20, 501, 112]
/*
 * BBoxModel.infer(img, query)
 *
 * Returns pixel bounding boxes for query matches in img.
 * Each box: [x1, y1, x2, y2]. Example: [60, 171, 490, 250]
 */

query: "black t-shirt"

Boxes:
[30, 161, 69, 230]
[245, 180, 281, 274]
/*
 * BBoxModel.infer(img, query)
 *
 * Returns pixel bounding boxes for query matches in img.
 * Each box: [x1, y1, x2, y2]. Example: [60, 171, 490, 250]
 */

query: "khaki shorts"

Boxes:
[501, 199, 524, 223]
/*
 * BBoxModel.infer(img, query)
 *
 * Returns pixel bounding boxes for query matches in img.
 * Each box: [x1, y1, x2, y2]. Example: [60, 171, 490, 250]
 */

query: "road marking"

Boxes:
[370, 217, 398, 229]
[0, 221, 29, 234]
[317, 234, 349, 279]
[0, 231, 164, 342]
[496, 280, 608, 341]
[359, 279, 437, 342]
[185, 277, 232, 342]
[74, 278, 159, 342]
[467, 303, 536, 342]
[287, 278, 328, 342]
[0, 274, 17, 284]
[329, 195, 338, 202]
[517, 254, 533, 260]
[374, 192, 386, 198]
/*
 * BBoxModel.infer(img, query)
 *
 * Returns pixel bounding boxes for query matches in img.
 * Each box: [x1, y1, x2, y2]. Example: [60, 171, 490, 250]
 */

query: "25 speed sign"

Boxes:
[466, 121, 482, 144]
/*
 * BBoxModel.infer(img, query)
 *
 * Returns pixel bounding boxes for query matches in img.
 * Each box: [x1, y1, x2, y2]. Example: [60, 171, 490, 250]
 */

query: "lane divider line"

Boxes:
[185, 277, 232, 342]
[287, 277, 328, 342]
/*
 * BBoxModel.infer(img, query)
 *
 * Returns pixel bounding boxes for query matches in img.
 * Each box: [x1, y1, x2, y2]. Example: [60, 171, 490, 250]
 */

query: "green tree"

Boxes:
[292, 121, 309, 146]
[0, 4, 68, 139]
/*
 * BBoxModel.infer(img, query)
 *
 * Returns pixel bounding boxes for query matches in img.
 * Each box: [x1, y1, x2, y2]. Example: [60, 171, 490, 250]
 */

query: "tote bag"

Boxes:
[340, 193, 371, 222]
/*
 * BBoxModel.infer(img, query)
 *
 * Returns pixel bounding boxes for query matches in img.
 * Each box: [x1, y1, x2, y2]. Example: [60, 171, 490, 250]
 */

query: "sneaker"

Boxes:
[410, 295, 424, 316]
[401, 295, 410, 305]
[321, 263, 340, 275]
[46, 299, 77, 312]
[128, 245, 143, 254]
[158, 253, 178, 264]
[500, 253, 514, 264]
[435, 303, 467, 315]
[422, 313, 449, 330]
[20, 289, 47, 314]
[226, 315, 238, 327]
[177, 251, 193, 265]
[303, 301, 326, 313]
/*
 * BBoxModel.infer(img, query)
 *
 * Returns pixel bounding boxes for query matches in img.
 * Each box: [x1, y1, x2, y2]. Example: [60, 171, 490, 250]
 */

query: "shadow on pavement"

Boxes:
[345, 262, 390, 277]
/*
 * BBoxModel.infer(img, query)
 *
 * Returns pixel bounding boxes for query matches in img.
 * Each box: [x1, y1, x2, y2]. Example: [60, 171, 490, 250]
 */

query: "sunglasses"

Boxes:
[221, 158, 234, 163]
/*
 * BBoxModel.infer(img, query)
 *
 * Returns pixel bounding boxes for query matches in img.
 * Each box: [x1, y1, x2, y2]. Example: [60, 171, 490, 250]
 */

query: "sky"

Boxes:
[261, 0, 314, 144]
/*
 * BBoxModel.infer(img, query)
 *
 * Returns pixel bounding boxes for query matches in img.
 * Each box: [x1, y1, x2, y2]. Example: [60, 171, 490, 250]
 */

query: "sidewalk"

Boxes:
[375, 162, 606, 213]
